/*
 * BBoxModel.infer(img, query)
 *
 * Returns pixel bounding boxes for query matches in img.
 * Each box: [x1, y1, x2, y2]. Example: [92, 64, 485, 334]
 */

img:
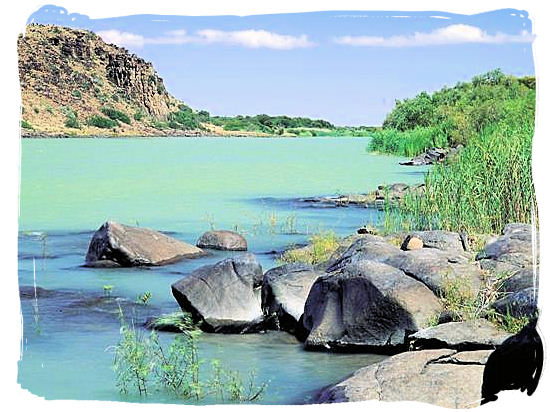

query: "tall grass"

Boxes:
[396, 97, 535, 234]
[368, 126, 448, 157]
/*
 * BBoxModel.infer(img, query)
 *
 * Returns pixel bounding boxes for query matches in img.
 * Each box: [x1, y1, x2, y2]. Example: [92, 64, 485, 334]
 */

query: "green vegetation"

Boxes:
[87, 115, 118, 129]
[101, 107, 131, 124]
[437, 274, 533, 334]
[103, 285, 114, 297]
[167, 104, 202, 130]
[369, 69, 535, 156]
[136, 291, 152, 305]
[63, 107, 80, 129]
[21, 120, 33, 129]
[279, 231, 340, 265]
[210, 114, 334, 134]
[374, 70, 535, 234]
[113, 311, 267, 402]
[72, 90, 82, 99]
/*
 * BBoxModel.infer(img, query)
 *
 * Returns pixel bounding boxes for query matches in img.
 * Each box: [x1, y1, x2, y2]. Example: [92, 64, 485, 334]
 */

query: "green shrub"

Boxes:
[279, 231, 340, 265]
[369, 126, 448, 157]
[63, 107, 80, 129]
[113, 311, 267, 402]
[87, 115, 118, 129]
[133, 110, 144, 121]
[101, 107, 131, 124]
[72, 90, 82, 99]
[21, 120, 33, 129]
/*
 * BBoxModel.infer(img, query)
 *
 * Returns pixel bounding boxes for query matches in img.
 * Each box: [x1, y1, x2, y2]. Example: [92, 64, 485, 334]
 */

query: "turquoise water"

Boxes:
[18, 137, 426, 404]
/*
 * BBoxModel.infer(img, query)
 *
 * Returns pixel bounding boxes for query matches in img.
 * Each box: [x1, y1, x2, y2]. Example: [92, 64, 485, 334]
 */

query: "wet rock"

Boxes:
[399, 147, 450, 166]
[301, 260, 442, 352]
[261, 263, 323, 333]
[196, 230, 247, 251]
[316, 348, 490, 407]
[171, 253, 264, 333]
[85, 221, 206, 267]
[409, 320, 512, 351]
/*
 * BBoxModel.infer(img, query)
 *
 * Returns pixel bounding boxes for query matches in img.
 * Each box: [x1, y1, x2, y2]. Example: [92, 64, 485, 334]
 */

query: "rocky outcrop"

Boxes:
[409, 320, 512, 351]
[476, 223, 538, 317]
[85, 221, 206, 267]
[399, 146, 463, 166]
[196, 230, 247, 251]
[327, 234, 483, 296]
[301, 260, 442, 352]
[261, 263, 323, 333]
[316, 348, 491, 408]
[171, 253, 264, 333]
[409, 230, 467, 252]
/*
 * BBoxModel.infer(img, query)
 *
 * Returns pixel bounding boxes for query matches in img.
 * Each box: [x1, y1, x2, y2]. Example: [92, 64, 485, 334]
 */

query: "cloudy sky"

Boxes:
[27, 5, 534, 125]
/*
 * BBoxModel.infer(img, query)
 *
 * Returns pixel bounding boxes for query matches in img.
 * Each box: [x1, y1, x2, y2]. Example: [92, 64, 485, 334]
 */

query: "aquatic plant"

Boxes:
[103, 285, 114, 297]
[136, 291, 152, 305]
[112, 310, 268, 402]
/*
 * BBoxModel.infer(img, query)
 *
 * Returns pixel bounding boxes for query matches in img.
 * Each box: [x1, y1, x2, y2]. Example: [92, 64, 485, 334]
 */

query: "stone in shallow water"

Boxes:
[301, 260, 442, 352]
[196, 230, 248, 251]
[171, 253, 264, 333]
[85, 221, 206, 267]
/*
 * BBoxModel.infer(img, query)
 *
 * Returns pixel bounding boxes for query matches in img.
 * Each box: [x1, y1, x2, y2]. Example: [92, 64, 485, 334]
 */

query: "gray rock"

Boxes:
[409, 319, 512, 350]
[196, 230, 247, 251]
[316, 348, 490, 408]
[477, 222, 535, 268]
[301, 260, 442, 352]
[261, 263, 323, 333]
[171, 253, 264, 333]
[501, 267, 537, 293]
[327, 236, 483, 296]
[410, 230, 466, 252]
[492, 287, 538, 317]
[85, 221, 206, 267]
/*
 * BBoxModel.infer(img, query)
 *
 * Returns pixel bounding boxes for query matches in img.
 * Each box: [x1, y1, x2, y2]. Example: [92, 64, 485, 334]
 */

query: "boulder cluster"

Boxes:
[83, 220, 539, 408]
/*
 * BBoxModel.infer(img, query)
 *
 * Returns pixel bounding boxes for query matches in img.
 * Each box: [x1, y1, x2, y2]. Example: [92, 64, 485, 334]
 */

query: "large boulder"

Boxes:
[171, 253, 264, 333]
[196, 230, 247, 251]
[327, 236, 484, 296]
[261, 263, 323, 333]
[492, 287, 538, 317]
[316, 348, 492, 407]
[477, 223, 535, 268]
[409, 319, 512, 351]
[85, 221, 205, 267]
[301, 260, 442, 352]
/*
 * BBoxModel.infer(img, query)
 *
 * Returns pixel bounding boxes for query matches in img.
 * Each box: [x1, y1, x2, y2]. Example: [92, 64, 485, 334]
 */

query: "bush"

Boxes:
[279, 231, 340, 265]
[87, 115, 118, 129]
[72, 90, 82, 99]
[113, 311, 267, 402]
[369, 126, 448, 157]
[63, 107, 80, 129]
[21, 120, 33, 129]
[101, 107, 131, 124]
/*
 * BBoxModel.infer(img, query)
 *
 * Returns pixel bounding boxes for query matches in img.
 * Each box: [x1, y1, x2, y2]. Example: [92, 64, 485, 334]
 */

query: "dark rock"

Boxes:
[492, 287, 538, 317]
[399, 147, 450, 166]
[501, 267, 537, 293]
[409, 320, 512, 351]
[477, 222, 535, 268]
[171, 253, 264, 333]
[481, 319, 543, 404]
[261, 263, 323, 333]
[301, 260, 442, 352]
[196, 230, 247, 251]
[316, 348, 490, 407]
[85, 221, 206, 267]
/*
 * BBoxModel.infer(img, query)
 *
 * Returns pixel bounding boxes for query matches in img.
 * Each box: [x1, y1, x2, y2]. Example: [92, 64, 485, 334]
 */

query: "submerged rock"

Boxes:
[196, 230, 247, 251]
[261, 263, 323, 333]
[409, 319, 512, 351]
[171, 253, 264, 333]
[316, 348, 491, 407]
[301, 260, 442, 352]
[85, 221, 206, 267]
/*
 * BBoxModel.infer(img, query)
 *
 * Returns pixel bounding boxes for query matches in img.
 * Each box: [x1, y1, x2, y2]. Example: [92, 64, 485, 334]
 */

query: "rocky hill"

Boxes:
[18, 24, 214, 137]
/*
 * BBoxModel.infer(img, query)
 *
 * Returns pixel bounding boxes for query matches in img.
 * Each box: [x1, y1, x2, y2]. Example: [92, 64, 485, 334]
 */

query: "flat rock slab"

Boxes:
[196, 230, 247, 251]
[261, 263, 323, 333]
[85, 221, 206, 267]
[409, 319, 512, 350]
[302, 260, 442, 352]
[410, 230, 466, 252]
[316, 348, 491, 408]
[171, 253, 264, 333]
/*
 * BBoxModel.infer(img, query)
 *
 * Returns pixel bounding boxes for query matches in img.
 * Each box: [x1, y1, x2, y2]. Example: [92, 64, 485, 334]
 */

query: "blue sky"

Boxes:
[27, 5, 534, 125]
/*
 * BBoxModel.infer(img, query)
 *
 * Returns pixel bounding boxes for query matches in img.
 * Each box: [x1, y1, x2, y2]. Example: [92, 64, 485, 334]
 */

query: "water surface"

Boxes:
[18, 137, 426, 403]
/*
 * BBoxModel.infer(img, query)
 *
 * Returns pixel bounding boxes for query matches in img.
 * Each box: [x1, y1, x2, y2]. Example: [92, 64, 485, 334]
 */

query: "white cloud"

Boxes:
[334, 24, 534, 47]
[97, 30, 146, 47]
[97, 28, 314, 49]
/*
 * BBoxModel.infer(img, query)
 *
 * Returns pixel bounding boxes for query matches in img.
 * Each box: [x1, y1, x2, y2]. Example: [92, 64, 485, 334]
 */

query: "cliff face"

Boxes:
[18, 24, 192, 136]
